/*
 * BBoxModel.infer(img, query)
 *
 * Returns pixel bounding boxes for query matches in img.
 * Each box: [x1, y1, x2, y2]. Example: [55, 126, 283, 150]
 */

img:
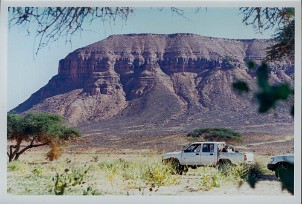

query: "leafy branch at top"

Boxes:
[8, 7, 134, 54]
[240, 7, 295, 61]
[240, 7, 294, 33]
[8, 7, 187, 54]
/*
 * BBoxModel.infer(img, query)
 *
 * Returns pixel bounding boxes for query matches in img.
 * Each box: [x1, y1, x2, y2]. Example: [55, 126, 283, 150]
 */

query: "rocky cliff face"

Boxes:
[13, 33, 294, 135]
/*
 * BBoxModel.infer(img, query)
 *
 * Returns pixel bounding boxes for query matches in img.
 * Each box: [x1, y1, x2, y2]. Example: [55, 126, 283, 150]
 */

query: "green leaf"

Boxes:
[256, 63, 270, 90]
[246, 61, 255, 69]
[273, 84, 291, 100]
[232, 81, 249, 93]
[256, 92, 276, 113]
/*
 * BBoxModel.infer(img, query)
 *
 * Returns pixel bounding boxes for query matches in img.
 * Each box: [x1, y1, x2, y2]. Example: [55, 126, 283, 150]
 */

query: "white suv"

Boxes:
[267, 154, 294, 178]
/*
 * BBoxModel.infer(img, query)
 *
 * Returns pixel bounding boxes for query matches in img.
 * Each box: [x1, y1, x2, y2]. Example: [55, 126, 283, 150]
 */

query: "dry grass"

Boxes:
[7, 132, 294, 196]
[7, 149, 291, 196]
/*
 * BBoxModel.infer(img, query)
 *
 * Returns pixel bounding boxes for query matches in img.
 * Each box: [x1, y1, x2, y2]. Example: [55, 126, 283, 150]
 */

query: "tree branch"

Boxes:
[17, 142, 50, 157]
[8, 7, 135, 54]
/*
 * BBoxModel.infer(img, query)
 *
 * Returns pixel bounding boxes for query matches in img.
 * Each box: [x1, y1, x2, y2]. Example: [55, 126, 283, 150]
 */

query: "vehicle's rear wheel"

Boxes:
[217, 160, 232, 172]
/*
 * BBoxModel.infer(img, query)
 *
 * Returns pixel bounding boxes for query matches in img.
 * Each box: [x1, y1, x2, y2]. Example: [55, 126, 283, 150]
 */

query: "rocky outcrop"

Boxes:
[13, 33, 294, 134]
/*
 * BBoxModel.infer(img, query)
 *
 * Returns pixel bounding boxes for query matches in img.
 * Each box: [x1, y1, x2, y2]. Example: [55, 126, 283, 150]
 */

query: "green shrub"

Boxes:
[99, 159, 131, 187]
[219, 162, 264, 188]
[98, 159, 178, 191]
[98, 159, 130, 171]
[187, 128, 242, 143]
[27, 164, 45, 180]
[245, 162, 265, 188]
[143, 162, 175, 186]
[7, 112, 81, 162]
[7, 161, 28, 173]
[8, 161, 22, 172]
[50, 166, 89, 195]
[142, 161, 179, 190]
[121, 164, 142, 182]
[197, 167, 222, 191]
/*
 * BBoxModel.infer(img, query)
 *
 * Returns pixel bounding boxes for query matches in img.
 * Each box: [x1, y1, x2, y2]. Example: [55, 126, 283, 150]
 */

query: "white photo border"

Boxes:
[0, 0, 301, 204]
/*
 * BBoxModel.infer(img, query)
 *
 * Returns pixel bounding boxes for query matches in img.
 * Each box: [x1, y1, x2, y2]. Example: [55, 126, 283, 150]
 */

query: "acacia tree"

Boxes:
[187, 128, 243, 144]
[7, 112, 80, 162]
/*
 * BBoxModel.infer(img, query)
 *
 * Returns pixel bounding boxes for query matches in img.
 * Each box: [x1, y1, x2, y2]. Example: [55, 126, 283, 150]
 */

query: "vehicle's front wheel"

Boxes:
[167, 159, 185, 175]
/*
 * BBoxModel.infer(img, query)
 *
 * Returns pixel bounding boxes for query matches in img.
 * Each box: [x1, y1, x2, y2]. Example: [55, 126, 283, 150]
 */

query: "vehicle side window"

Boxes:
[202, 144, 210, 152]
[209, 144, 214, 152]
[184, 144, 201, 153]
[202, 144, 214, 153]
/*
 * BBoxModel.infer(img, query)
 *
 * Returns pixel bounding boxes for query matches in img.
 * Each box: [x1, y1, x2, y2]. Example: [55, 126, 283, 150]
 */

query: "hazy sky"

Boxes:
[8, 7, 276, 111]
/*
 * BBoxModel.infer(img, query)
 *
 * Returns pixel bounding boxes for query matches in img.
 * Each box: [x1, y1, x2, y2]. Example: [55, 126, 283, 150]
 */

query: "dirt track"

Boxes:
[71, 132, 294, 156]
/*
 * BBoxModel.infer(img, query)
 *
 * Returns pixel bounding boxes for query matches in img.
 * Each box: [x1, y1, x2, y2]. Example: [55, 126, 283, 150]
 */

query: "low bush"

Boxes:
[197, 167, 222, 191]
[7, 161, 29, 173]
[98, 159, 179, 192]
[218, 162, 264, 188]
[50, 166, 89, 195]
[8, 161, 23, 172]
[187, 128, 243, 143]
[99, 159, 131, 187]
[142, 161, 179, 190]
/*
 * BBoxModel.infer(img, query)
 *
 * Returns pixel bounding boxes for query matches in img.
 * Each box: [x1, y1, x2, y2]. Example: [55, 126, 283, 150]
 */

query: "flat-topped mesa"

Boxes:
[14, 33, 294, 128]
[57, 33, 272, 82]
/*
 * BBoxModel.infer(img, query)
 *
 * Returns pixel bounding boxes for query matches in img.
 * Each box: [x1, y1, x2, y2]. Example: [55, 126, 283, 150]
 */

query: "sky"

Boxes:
[7, 7, 276, 111]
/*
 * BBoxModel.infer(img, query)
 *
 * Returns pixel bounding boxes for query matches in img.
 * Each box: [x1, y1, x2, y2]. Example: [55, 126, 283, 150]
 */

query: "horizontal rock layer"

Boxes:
[13, 33, 294, 135]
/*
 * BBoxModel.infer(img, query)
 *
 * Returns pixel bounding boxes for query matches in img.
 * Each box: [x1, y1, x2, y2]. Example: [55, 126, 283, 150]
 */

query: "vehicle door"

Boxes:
[181, 144, 201, 165]
[200, 143, 217, 165]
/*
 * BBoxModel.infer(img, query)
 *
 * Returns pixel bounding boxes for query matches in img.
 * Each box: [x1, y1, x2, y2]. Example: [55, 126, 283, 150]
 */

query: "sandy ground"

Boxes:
[71, 132, 294, 155]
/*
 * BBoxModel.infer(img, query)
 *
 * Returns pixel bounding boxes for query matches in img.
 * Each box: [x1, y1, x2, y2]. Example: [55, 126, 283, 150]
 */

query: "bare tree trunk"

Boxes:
[8, 145, 14, 162]
[8, 144, 21, 162]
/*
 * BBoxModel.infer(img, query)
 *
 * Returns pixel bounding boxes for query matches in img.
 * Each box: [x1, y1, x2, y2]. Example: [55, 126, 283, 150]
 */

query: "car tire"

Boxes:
[217, 159, 232, 172]
[172, 159, 184, 175]
[165, 158, 184, 175]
